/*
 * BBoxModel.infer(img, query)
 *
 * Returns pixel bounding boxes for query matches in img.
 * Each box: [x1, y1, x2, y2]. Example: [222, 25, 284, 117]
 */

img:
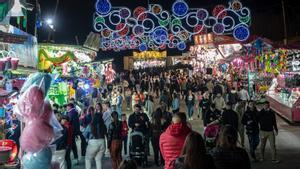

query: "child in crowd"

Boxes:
[54, 115, 73, 169]
[121, 114, 129, 155]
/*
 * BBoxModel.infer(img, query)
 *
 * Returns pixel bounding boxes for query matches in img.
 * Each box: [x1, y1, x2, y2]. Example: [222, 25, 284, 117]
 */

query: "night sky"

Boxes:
[24, 0, 300, 60]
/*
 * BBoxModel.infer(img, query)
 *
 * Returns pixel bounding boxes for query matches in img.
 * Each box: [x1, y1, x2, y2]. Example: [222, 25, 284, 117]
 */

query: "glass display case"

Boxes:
[266, 73, 300, 123]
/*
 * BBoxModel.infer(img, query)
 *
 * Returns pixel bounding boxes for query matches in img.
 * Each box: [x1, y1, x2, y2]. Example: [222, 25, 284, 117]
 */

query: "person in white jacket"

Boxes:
[144, 94, 154, 118]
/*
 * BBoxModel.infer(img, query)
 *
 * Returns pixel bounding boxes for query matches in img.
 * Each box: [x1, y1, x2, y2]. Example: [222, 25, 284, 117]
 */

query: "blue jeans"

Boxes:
[248, 133, 260, 159]
[116, 106, 122, 118]
[186, 105, 194, 118]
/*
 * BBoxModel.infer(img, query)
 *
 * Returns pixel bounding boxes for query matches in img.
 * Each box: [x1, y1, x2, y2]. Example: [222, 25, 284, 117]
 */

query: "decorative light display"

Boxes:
[93, 0, 251, 51]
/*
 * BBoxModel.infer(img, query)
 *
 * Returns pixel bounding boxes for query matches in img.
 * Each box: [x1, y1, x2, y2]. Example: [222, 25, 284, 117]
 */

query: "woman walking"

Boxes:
[173, 131, 216, 169]
[151, 108, 164, 166]
[210, 125, 251, 169]
[185, 90, 195, 121]
[84, 106, 107, 169]
[108, 111, 123, 169]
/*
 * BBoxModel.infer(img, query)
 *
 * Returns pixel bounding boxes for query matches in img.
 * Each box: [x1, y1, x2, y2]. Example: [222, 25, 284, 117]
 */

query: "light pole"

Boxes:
[281, 0, 288, 45]
[47, 0, 60, 42]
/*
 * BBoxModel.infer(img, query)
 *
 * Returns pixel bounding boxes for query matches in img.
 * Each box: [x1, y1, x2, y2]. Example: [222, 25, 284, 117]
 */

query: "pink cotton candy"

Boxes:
[41, 101, 53, 123]
[17, 86, 44, 120]
[20, 120, 54, 153]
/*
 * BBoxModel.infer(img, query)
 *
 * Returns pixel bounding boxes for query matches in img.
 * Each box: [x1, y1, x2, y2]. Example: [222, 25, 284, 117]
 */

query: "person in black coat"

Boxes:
[257, 101, 279, 163]
[220, 103, 239, 131]
[242, 101, 260, 161]
[204, 104, 221, 127]
[199, 92, 211, 120]
[67, 103, 87, 163]
[108, 111, 123, 169]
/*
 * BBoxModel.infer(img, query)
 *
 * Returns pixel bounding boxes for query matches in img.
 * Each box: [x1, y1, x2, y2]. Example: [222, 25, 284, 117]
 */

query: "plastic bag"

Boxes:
[20, 72, 53, 97]
[22, 147, 53, 169]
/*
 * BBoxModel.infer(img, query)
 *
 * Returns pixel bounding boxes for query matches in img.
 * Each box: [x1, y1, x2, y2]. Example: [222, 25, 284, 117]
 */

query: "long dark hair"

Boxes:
[181, 131, 207, 169]
[90, 105, 104, 138]
[216, 125, 238, 149]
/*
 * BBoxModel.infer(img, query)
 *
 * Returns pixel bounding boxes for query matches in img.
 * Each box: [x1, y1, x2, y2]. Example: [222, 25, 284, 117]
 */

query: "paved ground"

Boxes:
[73, 99, 300, 169]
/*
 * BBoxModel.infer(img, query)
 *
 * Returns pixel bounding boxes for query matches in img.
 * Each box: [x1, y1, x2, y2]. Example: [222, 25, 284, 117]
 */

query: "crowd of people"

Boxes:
[55, 70, 281, 169]
[1, 70, 281, 169]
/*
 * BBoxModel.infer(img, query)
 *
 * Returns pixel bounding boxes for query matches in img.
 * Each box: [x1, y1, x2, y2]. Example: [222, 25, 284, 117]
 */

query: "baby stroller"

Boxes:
[129, 130, 147, 167]
[204, 124, 220, 150]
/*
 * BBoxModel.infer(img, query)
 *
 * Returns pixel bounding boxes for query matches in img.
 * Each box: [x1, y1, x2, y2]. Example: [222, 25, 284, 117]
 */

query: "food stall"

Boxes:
[124, 51, 167, 70]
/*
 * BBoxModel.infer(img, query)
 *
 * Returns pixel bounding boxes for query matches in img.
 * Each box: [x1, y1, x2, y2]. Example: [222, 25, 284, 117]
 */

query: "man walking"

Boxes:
[258, 101, 279, 163]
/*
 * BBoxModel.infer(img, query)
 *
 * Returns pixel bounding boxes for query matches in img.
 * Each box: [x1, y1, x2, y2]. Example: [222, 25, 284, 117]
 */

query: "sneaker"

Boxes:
[74, 159, 80, 165]
[272, 160, 280, 164]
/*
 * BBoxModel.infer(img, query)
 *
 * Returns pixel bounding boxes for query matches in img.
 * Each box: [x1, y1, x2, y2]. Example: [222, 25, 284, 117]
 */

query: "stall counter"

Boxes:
[267, 91, 300, 123]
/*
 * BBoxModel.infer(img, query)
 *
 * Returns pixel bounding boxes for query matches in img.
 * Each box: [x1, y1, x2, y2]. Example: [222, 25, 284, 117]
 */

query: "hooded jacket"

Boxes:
[159, 122, 191, 169]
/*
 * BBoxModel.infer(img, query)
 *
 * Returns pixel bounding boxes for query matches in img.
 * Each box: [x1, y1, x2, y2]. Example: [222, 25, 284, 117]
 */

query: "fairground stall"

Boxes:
[266, 49, 300, 123]
[0, 25, 37, 107]
[124, 51, 167, 70]
[37, 44, 96, 105]
[190, 33, 243, 74]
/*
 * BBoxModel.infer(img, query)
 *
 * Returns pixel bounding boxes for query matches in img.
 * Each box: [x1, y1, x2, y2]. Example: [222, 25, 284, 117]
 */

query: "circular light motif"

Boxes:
[96, 0, 111, 15]
[133, 26, 144, 36]
[101, 29, 111, 38]
[232, 0, 242, 11]
[119, 8, 130, 19]
[213, 23, 225, 35]
[152, 28, 168, 44]
[193, 25, 203, 34]
[196, 9, 208, 20]
[139, 43, 148, 51]
[213, 5, 227, 19]
[233, 25, 250, 41]
[177, 42, 186, 51]
[116, 23, 129, 36]
[133, 7, 147, 21]
[172, 1, 189, 17]
[152, 5, 162, 14]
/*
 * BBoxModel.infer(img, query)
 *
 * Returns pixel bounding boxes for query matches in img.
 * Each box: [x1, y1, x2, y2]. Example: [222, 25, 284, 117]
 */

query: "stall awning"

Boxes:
[0, 31, 27, 44]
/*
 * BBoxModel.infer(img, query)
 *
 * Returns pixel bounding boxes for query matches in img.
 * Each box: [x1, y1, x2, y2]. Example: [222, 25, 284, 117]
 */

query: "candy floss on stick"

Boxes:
[14, 73, 63, 169]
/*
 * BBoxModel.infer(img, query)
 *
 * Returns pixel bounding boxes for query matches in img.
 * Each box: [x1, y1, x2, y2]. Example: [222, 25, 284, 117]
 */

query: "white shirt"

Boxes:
[102, 108, 112, 129]
[238, 89, 250, 101]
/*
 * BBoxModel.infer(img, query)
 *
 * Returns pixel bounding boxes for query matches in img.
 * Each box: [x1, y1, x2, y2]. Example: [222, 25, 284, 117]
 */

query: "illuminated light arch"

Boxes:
[93, 0, 251, 51]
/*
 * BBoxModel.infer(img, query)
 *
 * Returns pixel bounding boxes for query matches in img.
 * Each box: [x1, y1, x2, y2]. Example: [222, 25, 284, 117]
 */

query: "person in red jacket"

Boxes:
[159, 112, 191, 169]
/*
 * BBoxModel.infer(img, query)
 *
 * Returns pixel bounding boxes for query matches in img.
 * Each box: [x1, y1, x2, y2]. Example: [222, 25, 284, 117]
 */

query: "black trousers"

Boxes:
[71, 132, 87, 159]
[151, 135, 164, 165]
[65, 147, 72, 169]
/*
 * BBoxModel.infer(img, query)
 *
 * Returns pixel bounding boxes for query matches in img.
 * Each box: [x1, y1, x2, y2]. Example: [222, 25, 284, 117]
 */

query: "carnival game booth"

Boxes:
[190, 33, 243, 73]
[37, 44, 97, 105]
[266, 49, 300, 123]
